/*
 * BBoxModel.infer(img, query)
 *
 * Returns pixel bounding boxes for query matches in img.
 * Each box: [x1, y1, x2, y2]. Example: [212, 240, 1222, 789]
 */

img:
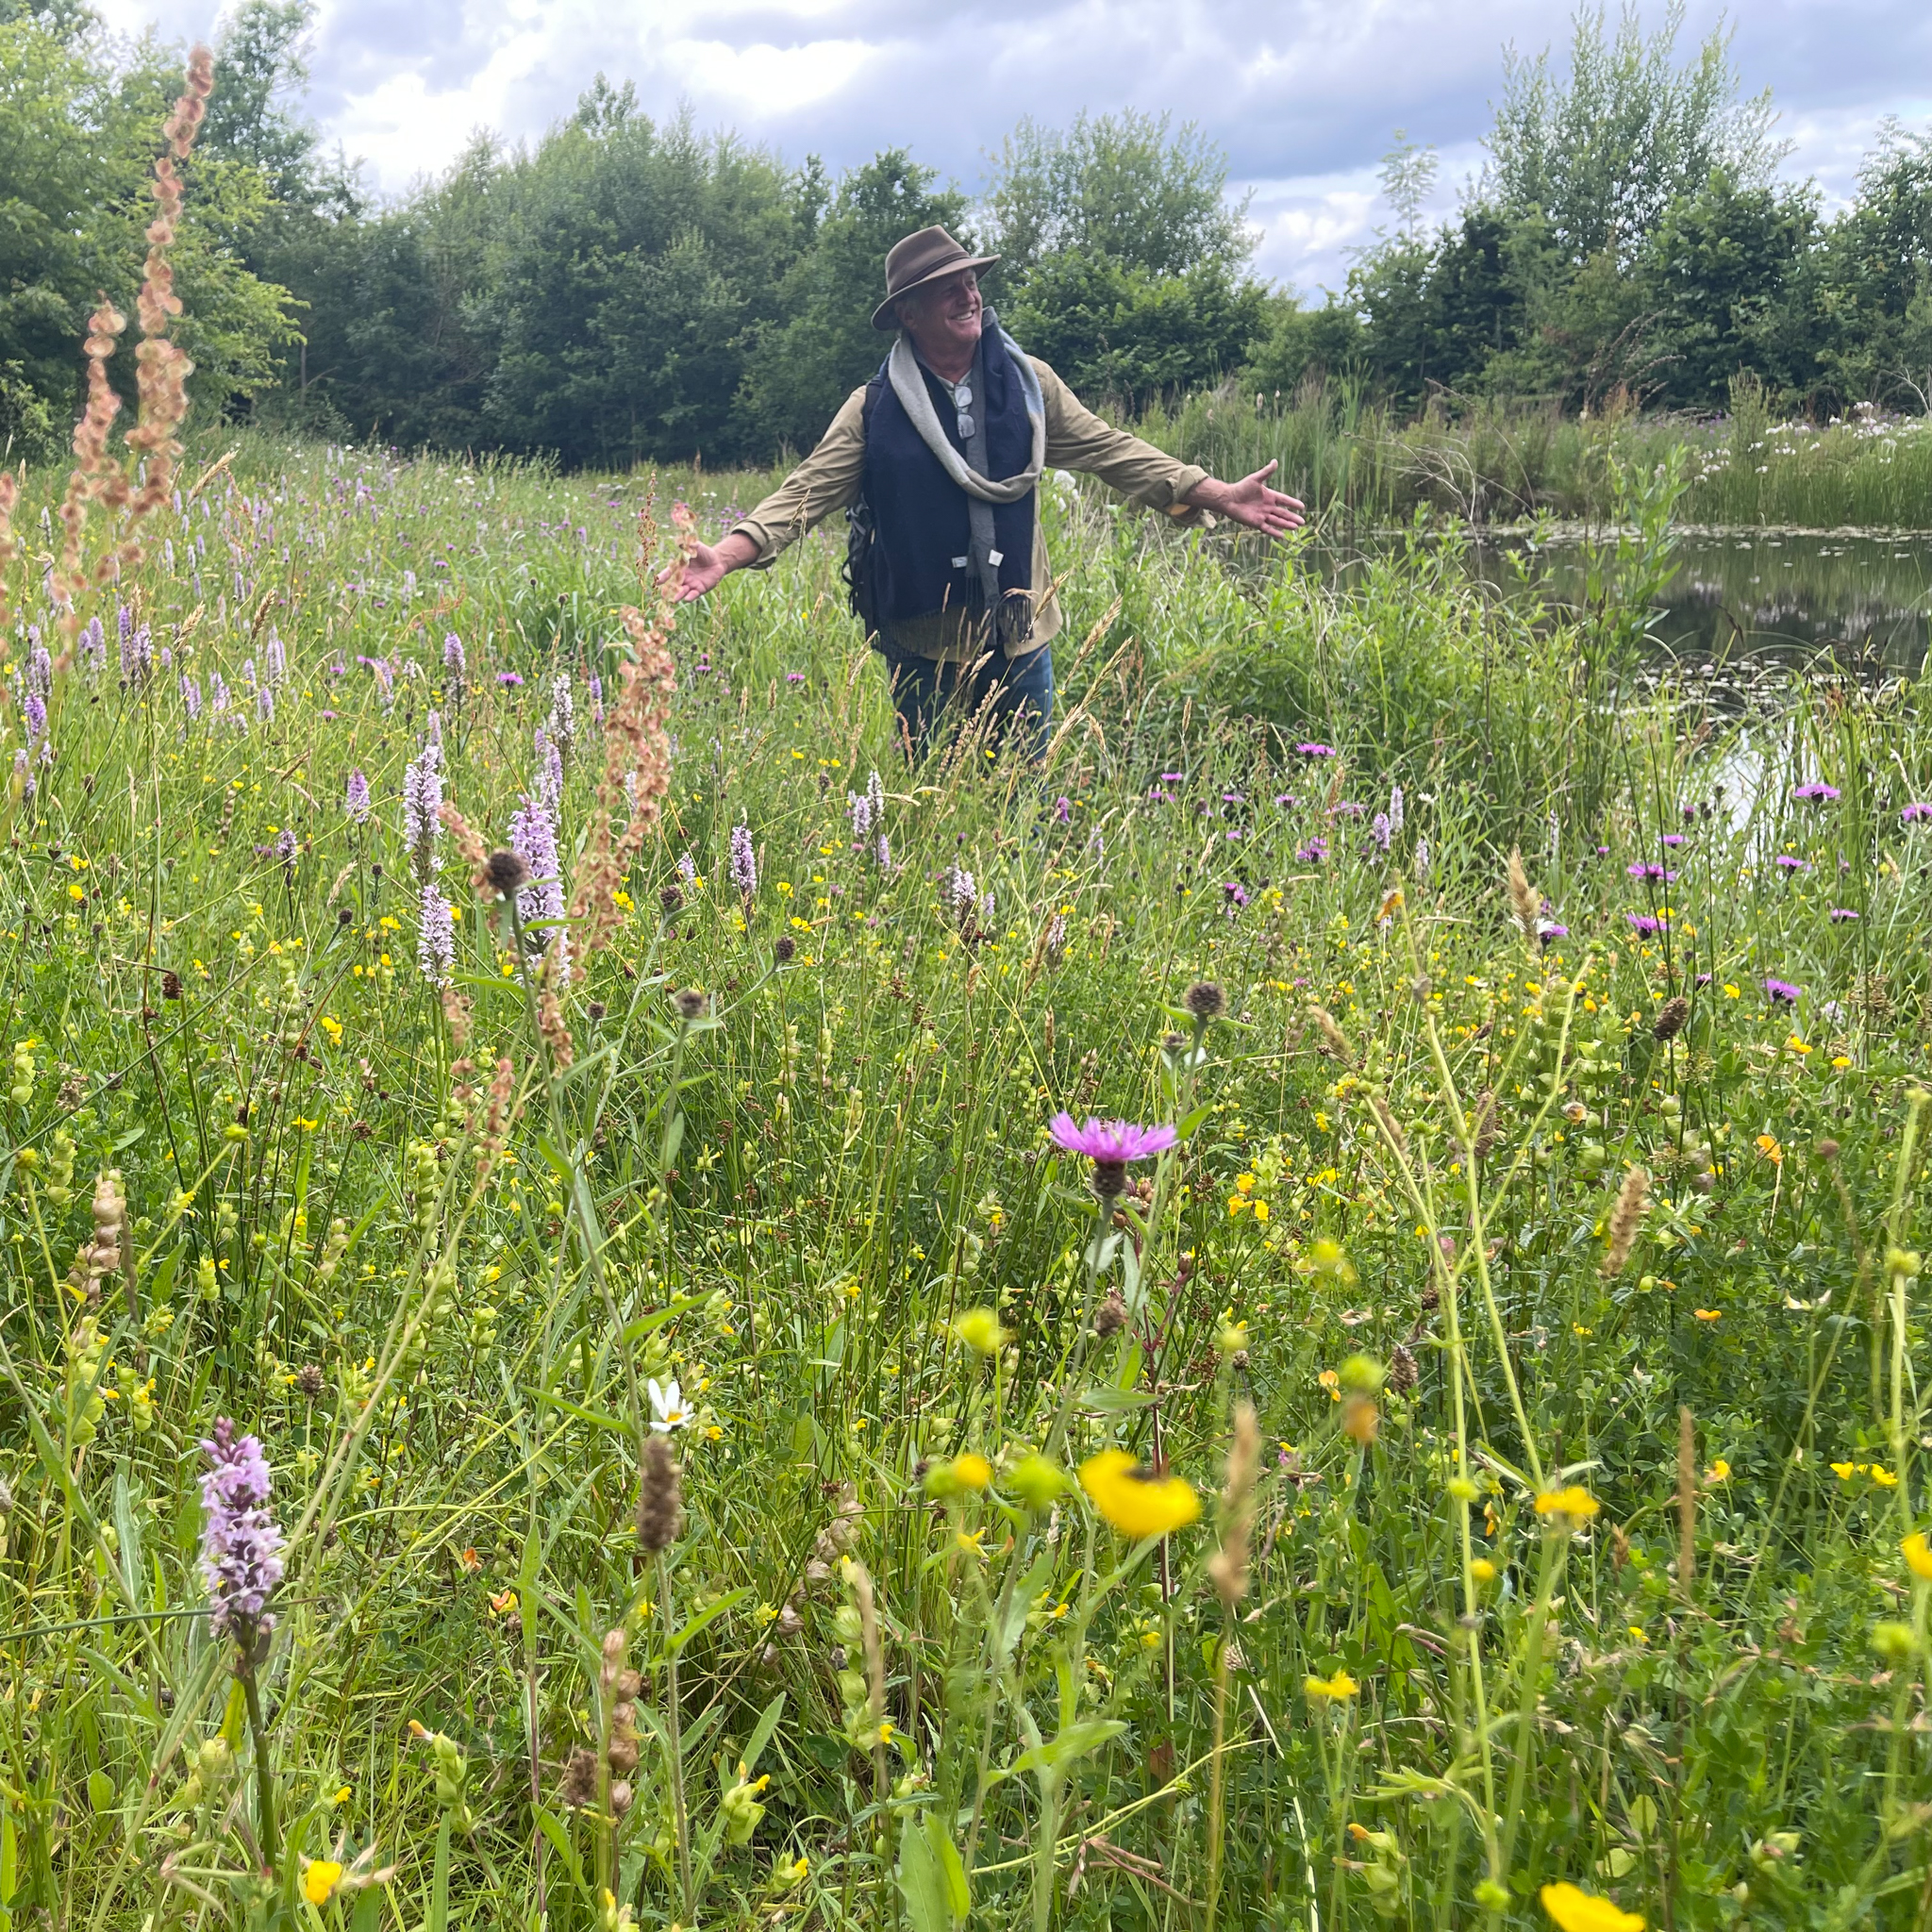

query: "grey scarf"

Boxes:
[889, 311, 1044, 631]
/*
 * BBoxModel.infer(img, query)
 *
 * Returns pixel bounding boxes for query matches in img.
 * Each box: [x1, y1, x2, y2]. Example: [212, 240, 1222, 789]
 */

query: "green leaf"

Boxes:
[534, 1807, 592, 1904]
[425, 1815, 451, 1932]
[898, 1811, 968, 1931]
[1006, 1719, 1126, 1784]
[86, 1769, 115, 1813]
[667, 1586, 751, 1656]
[739, 1691, 787, 1780]
[1078, 1385, 1157, 1413]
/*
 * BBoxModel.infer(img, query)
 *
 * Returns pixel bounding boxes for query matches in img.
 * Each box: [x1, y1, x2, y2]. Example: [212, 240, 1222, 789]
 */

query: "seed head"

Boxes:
[1092, 1290, 1128, 1338]
[294, 1363, 325, 1400]
[672, 988, 708, 1023]
[484, 850, 530, 898]
[1602, 1164, 1651, 1277]
[161, 970, 183, 1000]
[659, 884, 684, 914]
[560, 1747, 599, 1809]
[1184, 979, 1227, 1021]
[636, 1434, 683, 1554]
[1388, 1342, 1419, 1393]
[1653, 995, 1689, 1041]
[1207, 1402, 1260, 1608]
[1506, 848, 1540, 941]
[774, 934, 796, 963]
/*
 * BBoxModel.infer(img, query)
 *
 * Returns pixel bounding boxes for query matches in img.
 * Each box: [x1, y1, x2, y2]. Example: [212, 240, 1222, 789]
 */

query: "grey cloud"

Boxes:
[285, 0, 1930, 284]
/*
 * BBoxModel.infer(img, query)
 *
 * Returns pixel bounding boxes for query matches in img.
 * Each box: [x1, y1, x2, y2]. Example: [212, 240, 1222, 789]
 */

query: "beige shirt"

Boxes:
[730, 358, 1211, 661]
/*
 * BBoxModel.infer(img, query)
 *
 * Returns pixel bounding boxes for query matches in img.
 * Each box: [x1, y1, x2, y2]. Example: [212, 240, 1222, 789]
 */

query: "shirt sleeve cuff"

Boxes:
[724, 519, 784, 569]
[1133, 463, 1211, 522]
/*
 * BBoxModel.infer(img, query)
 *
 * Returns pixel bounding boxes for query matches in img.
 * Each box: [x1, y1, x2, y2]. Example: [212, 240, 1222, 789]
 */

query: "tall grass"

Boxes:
[1, 416, 1932, 1929]
[1141, 379, 1932, 529]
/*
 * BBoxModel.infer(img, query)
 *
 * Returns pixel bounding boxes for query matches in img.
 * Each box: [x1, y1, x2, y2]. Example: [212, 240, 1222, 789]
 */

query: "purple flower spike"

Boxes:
[1764, 977, 1801, 1003]
[729, 822, 758, 897]
[1828, 907, 1859, 923]
[1223, 881, 1249, 908]
[1297, 837, 1329, 862]
[1296, 742, 1336, 758]
[198, 1419, 284, 1642]
[1792, 782, 1840, 803]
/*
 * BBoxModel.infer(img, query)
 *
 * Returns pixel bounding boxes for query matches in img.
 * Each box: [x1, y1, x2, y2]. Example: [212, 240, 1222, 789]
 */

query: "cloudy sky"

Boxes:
[97, 0, 1932, 292]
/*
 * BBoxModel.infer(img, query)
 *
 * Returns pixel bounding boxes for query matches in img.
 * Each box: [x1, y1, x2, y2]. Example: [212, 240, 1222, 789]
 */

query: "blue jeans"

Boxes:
[879, 641, 1055, 761]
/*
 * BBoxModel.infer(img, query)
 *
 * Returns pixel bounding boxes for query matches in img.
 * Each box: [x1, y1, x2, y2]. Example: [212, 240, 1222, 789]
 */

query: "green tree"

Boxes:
[984, 110, 1250, 282]
[1485, 1, 1783, 267]
[985, 111, 1262, 403]
[0, 20, 297, 455]
[735, 149, 963, 455]
[1818, 122, 1932, 408]
[479, 102, 804, 466]
[1006, 253, 1264, 408]
[1639, 170, 1823, 409]
[202, 0, 319, 204]
[0, 20, 110, 456]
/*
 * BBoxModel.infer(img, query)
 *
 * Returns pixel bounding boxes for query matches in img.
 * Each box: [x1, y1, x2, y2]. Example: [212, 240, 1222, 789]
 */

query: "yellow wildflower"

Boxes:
[1078, 1450, 1199, 1539]
[1304, 1671, 1358, 1700]
[1903, 1533, 1932, 1581]
[303, 1859, 344, 1907]
[1540, 1880, 1644, 1932]
[1534, 1486, 1601, 1527]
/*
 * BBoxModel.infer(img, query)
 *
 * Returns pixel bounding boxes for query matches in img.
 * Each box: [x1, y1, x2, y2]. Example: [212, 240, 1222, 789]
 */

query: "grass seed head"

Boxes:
[636, 1435, 683, 1554]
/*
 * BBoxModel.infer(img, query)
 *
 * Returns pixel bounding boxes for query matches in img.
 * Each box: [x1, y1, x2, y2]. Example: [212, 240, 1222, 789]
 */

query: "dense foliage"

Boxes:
[1261, 7, 1932, 418]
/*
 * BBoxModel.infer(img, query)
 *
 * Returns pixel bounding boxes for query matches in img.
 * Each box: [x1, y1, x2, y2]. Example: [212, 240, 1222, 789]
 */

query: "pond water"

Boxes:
[1475, 529, 1932, 678]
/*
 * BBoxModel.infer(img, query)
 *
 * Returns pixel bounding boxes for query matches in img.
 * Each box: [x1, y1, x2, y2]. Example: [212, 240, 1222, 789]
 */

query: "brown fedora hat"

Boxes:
[871, 225, 1000, 330]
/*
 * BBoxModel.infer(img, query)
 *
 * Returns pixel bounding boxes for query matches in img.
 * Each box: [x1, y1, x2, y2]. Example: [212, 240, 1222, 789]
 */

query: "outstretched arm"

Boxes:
[1035, 359, 1303, 538]
[1182, 460, 1305, 537]
[659, 386, 870, 601]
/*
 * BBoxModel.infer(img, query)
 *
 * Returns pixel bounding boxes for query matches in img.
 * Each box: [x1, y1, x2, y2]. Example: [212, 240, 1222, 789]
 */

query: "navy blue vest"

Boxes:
[859, 327, 1036, 634]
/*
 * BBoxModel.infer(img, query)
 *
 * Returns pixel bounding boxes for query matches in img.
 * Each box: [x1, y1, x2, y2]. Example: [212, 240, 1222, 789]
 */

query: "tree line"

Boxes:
[3, 0, 1929, 473]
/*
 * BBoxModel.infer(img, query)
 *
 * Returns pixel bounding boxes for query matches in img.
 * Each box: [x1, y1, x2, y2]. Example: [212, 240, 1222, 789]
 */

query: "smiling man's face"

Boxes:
[898, 269, 982, 369]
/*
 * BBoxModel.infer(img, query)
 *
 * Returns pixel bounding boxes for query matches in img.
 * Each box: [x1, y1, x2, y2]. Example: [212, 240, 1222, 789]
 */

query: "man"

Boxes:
[675, 225, 1304, 753]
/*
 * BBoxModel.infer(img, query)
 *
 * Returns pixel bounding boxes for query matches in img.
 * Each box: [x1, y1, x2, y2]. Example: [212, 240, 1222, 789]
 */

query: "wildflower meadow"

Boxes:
[6, 56, 1932, 1932]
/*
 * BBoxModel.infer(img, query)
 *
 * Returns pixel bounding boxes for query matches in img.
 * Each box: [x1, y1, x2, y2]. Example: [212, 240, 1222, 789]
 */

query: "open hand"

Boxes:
[1189, 459, 1306, 538]
[659, 530, 757, 602]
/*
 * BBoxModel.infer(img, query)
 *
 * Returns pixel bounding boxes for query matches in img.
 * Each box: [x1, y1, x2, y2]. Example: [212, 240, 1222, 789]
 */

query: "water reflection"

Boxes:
[1477, 530, 1932, 677]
